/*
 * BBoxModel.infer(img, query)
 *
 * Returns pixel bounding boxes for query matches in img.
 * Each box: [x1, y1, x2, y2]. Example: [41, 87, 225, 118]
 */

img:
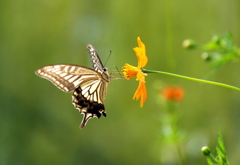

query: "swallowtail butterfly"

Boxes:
[35, 45, 110, 128]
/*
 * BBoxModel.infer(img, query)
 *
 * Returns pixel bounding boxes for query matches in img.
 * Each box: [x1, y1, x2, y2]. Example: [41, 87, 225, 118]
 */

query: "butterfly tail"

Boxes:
[80, 112, 93, 128]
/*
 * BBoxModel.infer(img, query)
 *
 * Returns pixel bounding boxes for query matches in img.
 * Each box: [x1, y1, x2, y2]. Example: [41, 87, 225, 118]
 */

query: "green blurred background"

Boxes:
[1, 0, 240, 164]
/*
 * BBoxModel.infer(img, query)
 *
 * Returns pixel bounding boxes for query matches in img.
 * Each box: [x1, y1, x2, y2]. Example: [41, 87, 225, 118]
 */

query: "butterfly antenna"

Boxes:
[104, 50, 112, 67]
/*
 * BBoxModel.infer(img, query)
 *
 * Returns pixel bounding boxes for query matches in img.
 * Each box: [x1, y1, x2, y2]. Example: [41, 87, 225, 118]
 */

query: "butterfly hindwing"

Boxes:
[35, 45, 110, 128]
[72, 86, 107, 128]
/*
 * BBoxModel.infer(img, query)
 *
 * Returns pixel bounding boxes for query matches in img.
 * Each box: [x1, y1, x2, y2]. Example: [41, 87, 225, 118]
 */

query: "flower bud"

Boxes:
[201, 146, 211, 156]
[201, 52, 212, 61]
[212, 35, 221, 44]
[216, 155, 223, 164]
[182, 39, 197, 49]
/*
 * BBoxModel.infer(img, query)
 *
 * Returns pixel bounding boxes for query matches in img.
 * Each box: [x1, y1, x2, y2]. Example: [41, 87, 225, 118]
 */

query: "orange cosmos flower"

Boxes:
[162, 86, 184, 102]
[122, 37, 148, 107]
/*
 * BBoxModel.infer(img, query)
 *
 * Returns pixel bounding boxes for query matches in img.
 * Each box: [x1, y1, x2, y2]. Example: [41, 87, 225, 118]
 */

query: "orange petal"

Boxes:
[122, 63, 138, 80]
[173, 87, 184, 101]
[133, 81, 147, 107]
[162, 86, 184, 101]
[136, 70, 147, 82]
[133, 37, 148, 68]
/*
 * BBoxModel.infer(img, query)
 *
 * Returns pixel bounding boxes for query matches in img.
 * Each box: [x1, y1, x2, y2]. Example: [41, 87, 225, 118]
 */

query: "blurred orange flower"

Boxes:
[122, 37, 148, 107]
[162, 86, 184, 101]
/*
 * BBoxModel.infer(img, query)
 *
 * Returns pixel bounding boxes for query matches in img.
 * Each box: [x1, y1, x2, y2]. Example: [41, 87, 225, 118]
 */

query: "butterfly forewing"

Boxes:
[87, 44, 105, 73]
[36, 45, 110, 129]
[35, 65, 100, 92]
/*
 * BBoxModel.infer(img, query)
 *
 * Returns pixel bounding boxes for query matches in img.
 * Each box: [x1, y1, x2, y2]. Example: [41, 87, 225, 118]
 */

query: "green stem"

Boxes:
[209, 153, 218, 164]
[142, 68, 240, 92]
[176, 142, 184, 165]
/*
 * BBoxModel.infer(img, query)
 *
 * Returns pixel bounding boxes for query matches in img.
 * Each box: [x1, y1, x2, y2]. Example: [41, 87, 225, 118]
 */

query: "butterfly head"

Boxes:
[103, 67, 108, 72]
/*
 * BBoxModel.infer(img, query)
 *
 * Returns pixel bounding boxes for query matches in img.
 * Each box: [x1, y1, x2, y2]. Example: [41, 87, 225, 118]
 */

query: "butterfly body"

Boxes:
[35, 45, 110, 128]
